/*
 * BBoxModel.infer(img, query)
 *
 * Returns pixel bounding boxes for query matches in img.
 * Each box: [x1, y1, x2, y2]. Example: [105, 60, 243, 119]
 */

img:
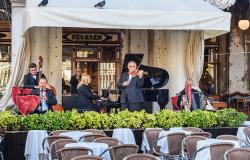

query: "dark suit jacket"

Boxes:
[77, 84, 100, 109]
[70, 75, 81, 94]
[117, 72, 144, 103]
[31, 88, 57, 110]
[23, 73, 46, 88]
[177, 88, 202, 110]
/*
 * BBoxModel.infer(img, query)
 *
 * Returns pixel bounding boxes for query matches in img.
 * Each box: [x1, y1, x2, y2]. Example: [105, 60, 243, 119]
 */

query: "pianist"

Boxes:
[117, 61, 144, 111]
[177, 79, 202, 111]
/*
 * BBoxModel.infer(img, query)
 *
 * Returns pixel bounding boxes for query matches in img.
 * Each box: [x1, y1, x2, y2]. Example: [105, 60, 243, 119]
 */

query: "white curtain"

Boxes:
[0, 32, 31, 110]
[204, 0, 236, 9]
[185, 31, 204, 89]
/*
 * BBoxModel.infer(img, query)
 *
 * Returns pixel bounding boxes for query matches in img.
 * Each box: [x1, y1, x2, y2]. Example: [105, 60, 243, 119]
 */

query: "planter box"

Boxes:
[0, 128, 238, 160]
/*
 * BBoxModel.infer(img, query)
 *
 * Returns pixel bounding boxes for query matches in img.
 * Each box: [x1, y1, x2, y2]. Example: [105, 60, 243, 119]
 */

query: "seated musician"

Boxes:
[32, 78, 57, 114]
[77, 73, 101, 112]
[70, 68, 82, 95]
[23, 63, 46, 88]
[177, 79, 201, 111]
[117, 61, 144, 111]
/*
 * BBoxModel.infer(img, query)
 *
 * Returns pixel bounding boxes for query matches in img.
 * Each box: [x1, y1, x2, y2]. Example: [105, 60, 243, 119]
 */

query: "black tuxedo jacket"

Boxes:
[70, 75, 81, 94]
[117, 72, 144, 103]
[31, 88, 57, 109]
[23, 73, 46, 88]
[77, 84, 100, 109]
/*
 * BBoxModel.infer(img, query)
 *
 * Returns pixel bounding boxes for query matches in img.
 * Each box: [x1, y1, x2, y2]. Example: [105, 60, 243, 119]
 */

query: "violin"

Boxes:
[38, 56, 57, 96]
[130, 69, 148, 77]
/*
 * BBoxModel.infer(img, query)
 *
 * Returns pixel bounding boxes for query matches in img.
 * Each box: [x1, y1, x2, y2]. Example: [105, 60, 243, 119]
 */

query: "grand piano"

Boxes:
[103, 54, 169, 113]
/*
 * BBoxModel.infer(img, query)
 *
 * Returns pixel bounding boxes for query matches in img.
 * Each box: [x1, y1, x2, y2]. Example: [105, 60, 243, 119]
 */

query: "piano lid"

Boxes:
[121, 54, 169, 89]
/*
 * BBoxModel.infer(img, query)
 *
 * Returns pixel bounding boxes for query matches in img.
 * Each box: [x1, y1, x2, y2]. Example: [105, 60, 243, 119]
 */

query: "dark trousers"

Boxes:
[121, 96, 142, 112]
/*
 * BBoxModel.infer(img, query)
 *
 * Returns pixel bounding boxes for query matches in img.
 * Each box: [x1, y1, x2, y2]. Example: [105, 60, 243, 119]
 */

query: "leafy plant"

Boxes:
[156, 109, 184, 128]
[217, 108, 247, 127]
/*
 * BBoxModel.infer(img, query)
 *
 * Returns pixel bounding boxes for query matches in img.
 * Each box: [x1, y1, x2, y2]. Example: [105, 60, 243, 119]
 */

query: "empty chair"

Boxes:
[183, 127, 203, 133]
[42, 135, 72, 153]
[94, 137, 121, 147]
[50, 139, 77, 160]
[243, 127, 250, 143]
[49, 130, 69, 136]
[190, 132, 212, 138]
[225, 148, 250, 160]
[143, 128, 163, 154]
[182, 136, 207, 159]
[79, 134, 107, 142]
[123, 153, 160, 160]
[71, 155, 104, 160]
[99, 144, 139, 160]
[57, 147, 93, 160]
[216, 135, 238, 141]
[82, 129, 106, 135]
[152, 132, 186, 159]
[191, 142, 235, 160]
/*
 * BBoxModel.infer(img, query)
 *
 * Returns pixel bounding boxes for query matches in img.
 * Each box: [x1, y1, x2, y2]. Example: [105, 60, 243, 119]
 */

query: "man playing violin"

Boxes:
[117, 61, 144, 111]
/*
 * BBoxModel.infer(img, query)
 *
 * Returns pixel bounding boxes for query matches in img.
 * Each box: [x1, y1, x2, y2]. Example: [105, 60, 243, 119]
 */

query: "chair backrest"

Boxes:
[43, 135, 72, 150]
[57, 147, 93, 160]
[71, 155, 104, 160]
[183, 127, 203, 133]
[94, 137, 121, 147]
[123, 153, 160, 160]
[225, 148, 250, 160]
[50, 139, 77, 159]
[243, 127, 250, 143]
[216, 135, 238, 141]
[167, 132, 186, 156]
[190, 132, 212, 138]
[210, 143, 235, 160]
[49, 130, 69, 136]
[80, 134, 107, 142]
[183, 136, 207, 159]
[82, 129, 106, 135]
[108, 144, 139, 160]
[143, 129, 163, 153]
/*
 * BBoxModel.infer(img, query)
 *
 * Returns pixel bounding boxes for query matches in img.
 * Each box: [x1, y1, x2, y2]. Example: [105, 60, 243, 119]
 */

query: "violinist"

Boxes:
[117, 61, 144, 111]
[23, 63, 46, 88]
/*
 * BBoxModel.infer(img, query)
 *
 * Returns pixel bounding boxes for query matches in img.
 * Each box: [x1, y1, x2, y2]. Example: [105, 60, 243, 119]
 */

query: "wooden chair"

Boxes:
[191, 142, 235, 160]
[183, 127, 203, 133]
[57, 147, 93, 160]
[82, 129, 106, 135]
[152, 132, 186, 159]
[42, 135, 72, 154]
[79, 134, 107, 142]
[50, 139, 77, 160]
[208, 95, 221, 101]
[123, 153, 160, 160]
[190, 132, 212, 138]
[99, 144, 139, 160]
[182, 136, 207, 159]
[94, 137, 121, 147]
[216, 135, 238, 141]
[71, 155, 104, 160]
[143, 128, 163, 154]
[225, 148, 250, 160]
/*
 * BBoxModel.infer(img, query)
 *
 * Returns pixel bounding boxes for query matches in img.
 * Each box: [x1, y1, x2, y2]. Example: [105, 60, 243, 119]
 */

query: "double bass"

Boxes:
[38, 56, 57, 96]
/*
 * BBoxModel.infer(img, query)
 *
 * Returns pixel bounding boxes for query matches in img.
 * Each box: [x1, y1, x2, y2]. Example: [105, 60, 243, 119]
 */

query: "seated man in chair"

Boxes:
[32, 78, 57, 114]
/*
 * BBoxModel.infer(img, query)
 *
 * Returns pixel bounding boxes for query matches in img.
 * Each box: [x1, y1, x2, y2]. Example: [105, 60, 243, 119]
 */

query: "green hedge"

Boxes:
[0, 109, 247, 131]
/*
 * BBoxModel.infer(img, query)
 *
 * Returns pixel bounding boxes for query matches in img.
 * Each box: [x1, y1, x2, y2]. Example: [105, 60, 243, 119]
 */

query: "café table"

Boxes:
[59, 131, 92, 141]
[112, 128, 136, 144]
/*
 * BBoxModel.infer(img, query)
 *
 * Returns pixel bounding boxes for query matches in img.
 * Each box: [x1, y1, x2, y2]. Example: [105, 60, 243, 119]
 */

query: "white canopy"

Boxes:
[23, 0, 231, 39]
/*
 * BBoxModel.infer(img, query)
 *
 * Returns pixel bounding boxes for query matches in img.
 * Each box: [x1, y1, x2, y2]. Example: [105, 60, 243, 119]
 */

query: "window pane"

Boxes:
[0, 45, 11, 61]
[76, 47, 98, 58]
[0, 62, 11, 97]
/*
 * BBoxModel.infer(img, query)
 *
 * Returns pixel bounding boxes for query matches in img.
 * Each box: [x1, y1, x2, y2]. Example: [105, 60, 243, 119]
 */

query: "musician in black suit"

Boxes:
[117, 61, 144, 111]
[177, 79, 202, 111]
[23, 63, 46, 88]
[70, 68, 82, 95]
[32, 78, 57, 114]
[77, 73, 101, 111]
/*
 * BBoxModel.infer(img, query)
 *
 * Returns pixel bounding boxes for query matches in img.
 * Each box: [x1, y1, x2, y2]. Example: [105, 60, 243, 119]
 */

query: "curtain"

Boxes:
[0, 31, 31, 110]
[185, 31, 204, 89]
